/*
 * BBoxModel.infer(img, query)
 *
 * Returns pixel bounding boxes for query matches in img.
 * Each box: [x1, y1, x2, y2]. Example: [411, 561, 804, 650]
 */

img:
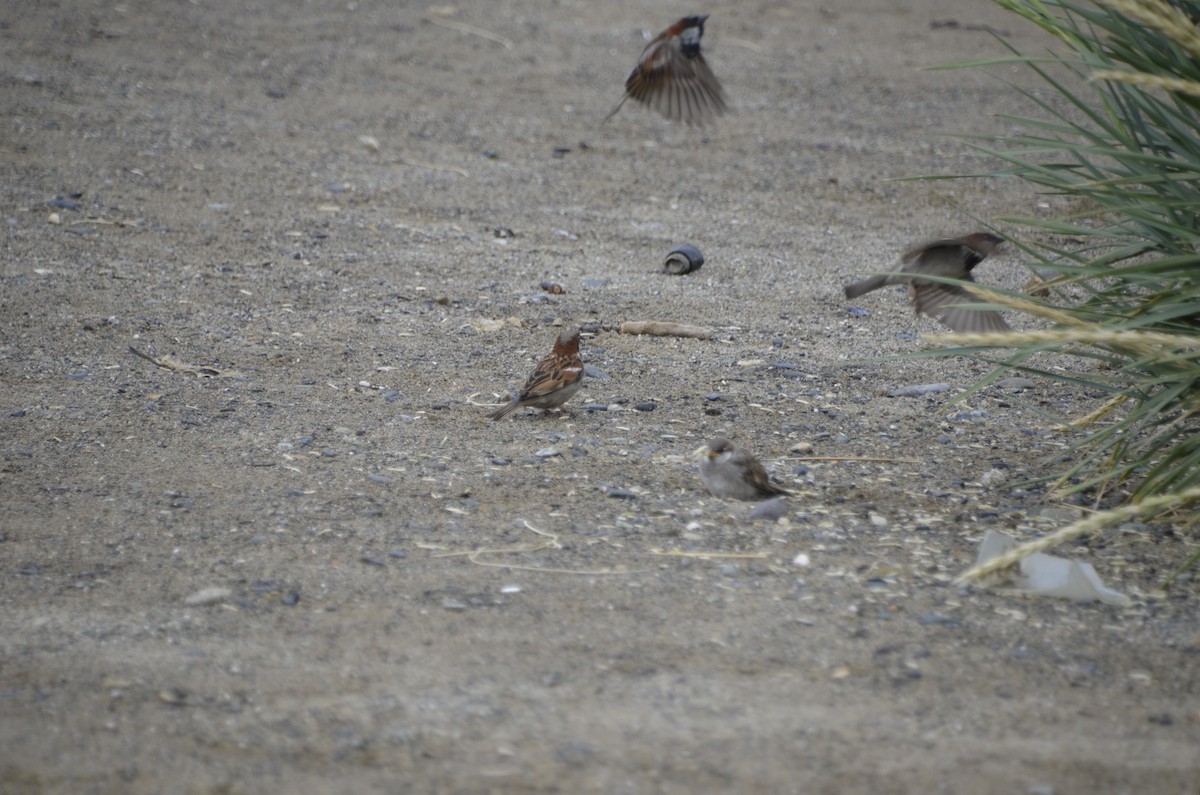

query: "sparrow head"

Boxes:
[963, 232, 1005, 257]
[669, 14, 709, 56]
[694, 437, 734, 459]
[552, 328, 581, 355]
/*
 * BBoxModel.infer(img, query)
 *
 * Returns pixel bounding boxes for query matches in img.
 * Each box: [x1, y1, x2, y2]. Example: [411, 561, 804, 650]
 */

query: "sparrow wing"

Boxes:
[902, 241, 976, 278]
[624, 38, 726, 125]
[517, 354, 583, 401]
[913, 283, 1010, 333]
[735, 450, 790, 497]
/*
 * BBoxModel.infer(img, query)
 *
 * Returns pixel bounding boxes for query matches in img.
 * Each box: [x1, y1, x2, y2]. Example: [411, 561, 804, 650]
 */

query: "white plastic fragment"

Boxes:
[973, 530, 1131, 607]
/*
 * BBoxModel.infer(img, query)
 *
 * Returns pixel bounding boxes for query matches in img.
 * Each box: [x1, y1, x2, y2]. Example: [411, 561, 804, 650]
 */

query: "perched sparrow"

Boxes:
[695, 438, 790, 501]
[843, 232, 1010, 333]
[604, 15, 727, 127]
[489, 329, 584, 420]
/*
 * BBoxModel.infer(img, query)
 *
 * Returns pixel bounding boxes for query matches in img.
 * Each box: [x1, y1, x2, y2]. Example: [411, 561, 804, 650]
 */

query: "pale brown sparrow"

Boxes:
[604, 15, 727, 127]
[489, 329, 584, 420]
[843, 232, 1009, 333]
[695, 438, 790, 501]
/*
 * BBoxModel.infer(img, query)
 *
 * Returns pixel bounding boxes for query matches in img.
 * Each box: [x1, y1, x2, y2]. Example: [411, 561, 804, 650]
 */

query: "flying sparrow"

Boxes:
[604, 15, 727, 127]
[695, 438, 790, 501]
[843, 232, 1010, 333]
[488, 329, 584, 420]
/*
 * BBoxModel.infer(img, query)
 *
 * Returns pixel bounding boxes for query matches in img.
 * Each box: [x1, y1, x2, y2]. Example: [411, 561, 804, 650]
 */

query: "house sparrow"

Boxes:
[488, 329, 584, 420]
[604, 15, 727, 127]
[843, 232, 1010, 333]
[695, 438, 790, 501]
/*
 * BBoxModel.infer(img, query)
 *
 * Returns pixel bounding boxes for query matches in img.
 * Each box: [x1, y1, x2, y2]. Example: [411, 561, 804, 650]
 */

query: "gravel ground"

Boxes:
[2, 0, 1198, 792]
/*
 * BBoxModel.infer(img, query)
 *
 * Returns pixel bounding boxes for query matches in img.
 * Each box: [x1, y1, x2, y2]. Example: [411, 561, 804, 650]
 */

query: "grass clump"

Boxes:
[931, 0, 1200, 583]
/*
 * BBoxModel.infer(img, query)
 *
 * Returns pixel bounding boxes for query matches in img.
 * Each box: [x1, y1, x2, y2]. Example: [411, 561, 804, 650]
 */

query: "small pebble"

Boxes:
[158, 688, 188, 706]
[388, 549, 407, 559]
[184, 586, 232, 607]
[749, 496, 789, 521]
[633, 402, 657, 412]
[885, 383, 951, 398]
[360, 556, 385, 566]
[281, 592, 300, 606]
[917, 613, 960, 626]
[979, 468, 1008, 487]
[582, 365, 610, 380]
[996, 376, 1036, 391]
[792, 553, 811, 568]
[603, 486, 637, 499]
[535, 448, 561, 458]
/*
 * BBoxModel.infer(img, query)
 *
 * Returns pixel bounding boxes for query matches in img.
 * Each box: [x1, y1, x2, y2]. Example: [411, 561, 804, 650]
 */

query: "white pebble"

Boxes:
[184, 586, 232, 606]
[980, 468, 1008, 487]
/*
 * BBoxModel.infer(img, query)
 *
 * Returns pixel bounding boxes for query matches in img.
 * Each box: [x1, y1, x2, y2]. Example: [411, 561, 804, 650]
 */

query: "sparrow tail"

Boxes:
[843, 275, 889, 300]
[602, 95, 628, 123]
[488, 400, 519, 421]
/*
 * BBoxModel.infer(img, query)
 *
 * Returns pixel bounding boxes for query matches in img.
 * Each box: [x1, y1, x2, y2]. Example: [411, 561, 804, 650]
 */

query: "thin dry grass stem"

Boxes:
[1099, 0, 1200, 58]
[964, 284, 1091, 326]
[722, 36, 766, 53]
[1092, 69, 1200, 97]
[434, 520, 631, 575]
[1064, 393, 1128, 428]
[782, 455, 922, 464]
[954, 484, 1200, 585]
[650, 549, 769, 559]
[426, 17, 514, 49]
[932, 327, 1200, 353]
[394, 157, 470, 177]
